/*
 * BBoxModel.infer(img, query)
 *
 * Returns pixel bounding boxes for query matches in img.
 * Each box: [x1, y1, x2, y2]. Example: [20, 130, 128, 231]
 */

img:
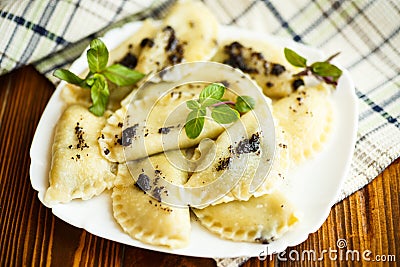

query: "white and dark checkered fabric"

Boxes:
[1, 0, 399, 266]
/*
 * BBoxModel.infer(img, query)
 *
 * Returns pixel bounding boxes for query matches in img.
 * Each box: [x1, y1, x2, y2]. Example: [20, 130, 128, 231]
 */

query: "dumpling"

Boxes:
[112, 161, 191, 249]
[114, 152, 189, 188]
[135, 25, 185, 74]
[192, 190, 299, 243]
[163, 0, 219, 61]
[215, 41, 304, 99]
[99, 83, 226, 163]
[185, 110, 278, 207]
[230, 125, 290, 201]
[135, 0, 218, 75]
[97, 97, 138, 163]
[112, 185, 191, 249]
[273, 85, 334, 164]
[44, 105, 116, 205]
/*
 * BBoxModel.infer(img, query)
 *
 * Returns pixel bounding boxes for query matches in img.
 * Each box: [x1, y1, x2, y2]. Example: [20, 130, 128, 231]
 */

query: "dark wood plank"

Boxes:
[0, 66, 54, 267]
[122, 246, 216, 267]
[243, 158, 400, 266]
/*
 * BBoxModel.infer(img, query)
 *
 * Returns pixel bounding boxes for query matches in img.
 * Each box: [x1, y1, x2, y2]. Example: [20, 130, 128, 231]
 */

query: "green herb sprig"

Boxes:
[284, 47, 342, 87]
[185, 83, 255, 139]
[54, 38, 145, 116]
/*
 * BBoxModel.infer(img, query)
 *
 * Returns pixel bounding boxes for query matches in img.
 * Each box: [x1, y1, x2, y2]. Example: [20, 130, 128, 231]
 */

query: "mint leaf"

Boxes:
[284, 48, 307, 67]
[201, 98, 221, 108]
[185, 109, 206, 139]
[89, 74, 109, 116]
[103, 64, 145, 86]
[211, 104, 240, 124]
[185, 117, 204, 139]
[285, 47, 343, 88]
[184, 83, 256, 139]
[310, 62, 342, 81]
[235, 95, 255, 113]
[186, 100, 201, 110]
[53, 69, 87, 87]
[87, 39, 109, 73]
[53, 37, 144, 117]
[86, 77, 95, 86]
[199, 83, 225, 102]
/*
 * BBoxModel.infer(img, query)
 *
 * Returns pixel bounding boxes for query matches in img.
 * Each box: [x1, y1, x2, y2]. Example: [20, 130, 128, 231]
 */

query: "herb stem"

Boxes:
[324, 52, 340, 63]
[294, 68, 312, 77]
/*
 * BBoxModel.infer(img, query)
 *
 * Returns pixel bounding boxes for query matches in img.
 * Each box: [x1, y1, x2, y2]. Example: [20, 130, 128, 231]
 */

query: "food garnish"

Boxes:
[284, 47, 342, 87]
[184, 83, 255, 139]
[54, 38, 145, 116]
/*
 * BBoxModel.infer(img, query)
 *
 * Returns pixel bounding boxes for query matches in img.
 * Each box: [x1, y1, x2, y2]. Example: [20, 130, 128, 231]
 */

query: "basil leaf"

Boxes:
[103, 64, 145, 86]
[284, 48, 307, 68]
[199, 83, 225, 102]
[185, 117, 205, 139]
[186, 100, 201, 110]
[86, 77, 95, 86]
[89, 74, 109, 116]
[235, 96, 255, 113]
[185, 109, 206, 139]
[201, 98, 221, 108]
[311, 62, 342, 80]
[53, 69, 86, 87]
[187, 108, 206, 120]
[87, 38, 109, 73]
[211, 104, 240, 124]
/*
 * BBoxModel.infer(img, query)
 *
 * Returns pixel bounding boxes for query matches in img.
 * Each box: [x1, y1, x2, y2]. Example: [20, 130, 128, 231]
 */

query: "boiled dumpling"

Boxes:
[193, 190, 299, 243]
[99, 83, 226, 163]
[135, 25, 185, 74]
[273, 85, 334, 164]
[185, 110, 278, 207]
[44, 105, 116, 205]
[135, 0, 218, 75]
[112, 161, 190, 249]
[214, 41, 304, 98]
[230, 125, 290, 201]
[163, 0, 218, 61]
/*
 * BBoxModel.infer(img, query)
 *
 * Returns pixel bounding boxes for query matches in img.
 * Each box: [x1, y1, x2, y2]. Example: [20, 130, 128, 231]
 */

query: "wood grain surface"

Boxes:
[0, 65, 398, 266]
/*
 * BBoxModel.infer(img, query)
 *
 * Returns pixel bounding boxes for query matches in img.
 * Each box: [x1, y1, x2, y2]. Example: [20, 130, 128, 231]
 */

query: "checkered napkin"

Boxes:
[1, 0, 399, 266]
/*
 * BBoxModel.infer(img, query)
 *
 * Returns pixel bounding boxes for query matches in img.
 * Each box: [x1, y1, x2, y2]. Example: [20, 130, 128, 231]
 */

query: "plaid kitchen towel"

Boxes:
[0, 0, 176, 79]
[1, 0, 399, 266]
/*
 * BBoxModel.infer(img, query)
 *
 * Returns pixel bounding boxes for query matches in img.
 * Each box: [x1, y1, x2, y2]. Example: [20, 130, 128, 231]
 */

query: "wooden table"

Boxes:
[1, 65, 398, 266]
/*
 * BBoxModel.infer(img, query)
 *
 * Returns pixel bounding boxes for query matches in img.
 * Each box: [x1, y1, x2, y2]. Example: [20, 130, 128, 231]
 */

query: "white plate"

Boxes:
[29, 22, 358, 258]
